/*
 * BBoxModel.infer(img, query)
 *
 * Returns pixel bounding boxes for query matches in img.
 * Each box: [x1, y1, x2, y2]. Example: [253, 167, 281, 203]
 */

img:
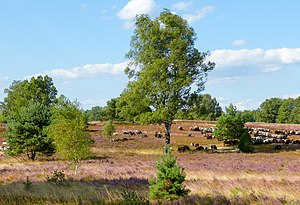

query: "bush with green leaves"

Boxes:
[102, 120, 115, 138]
[47, 96, 92, 175]
[214, 104, 245, 141]
[23, 176, 33, 190]
[47, 169, 65, 185]
[238, 131, 254, 153]
[119, 190, 149, 205]
[149, 151, 190, 202]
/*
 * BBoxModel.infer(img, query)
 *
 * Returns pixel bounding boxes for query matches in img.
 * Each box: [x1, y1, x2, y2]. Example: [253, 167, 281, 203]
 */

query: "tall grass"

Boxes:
[1, 121, 300, 204]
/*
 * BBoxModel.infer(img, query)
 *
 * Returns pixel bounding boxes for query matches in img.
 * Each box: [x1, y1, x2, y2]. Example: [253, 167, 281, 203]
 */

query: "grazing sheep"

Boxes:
[155, 131, 163, 138]
[178, 126, 183, 130]
[211, 145, 217, 150]
[195, 146, 204, 151]
[178, 145, 190, 153]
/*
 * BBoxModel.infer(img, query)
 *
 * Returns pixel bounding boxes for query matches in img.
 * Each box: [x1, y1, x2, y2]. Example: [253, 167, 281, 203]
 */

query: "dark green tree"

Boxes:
[214, 104, 246, 141]
[276, 98, 295, 124]
[2, 76, 57, 160]
[47, 96, 92, 175]
[291, 97, 300, 124]
[238, 130, 254, 153]
[122, 10, 214, 153]
[238, 110, 257, 122]
[258, 98, 282, 123]
[85, 106, 107, 121]
[116, 88, 151, 122]
[149, 151, 190, 202]
[176, 93, 222, 120]
[4, 100, 54, 160]
[3, 75, 57, 114]
[104, 98, 118, 120]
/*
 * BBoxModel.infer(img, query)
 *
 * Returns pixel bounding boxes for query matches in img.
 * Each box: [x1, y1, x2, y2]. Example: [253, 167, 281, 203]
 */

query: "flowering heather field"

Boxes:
[0, 121, 300, 204]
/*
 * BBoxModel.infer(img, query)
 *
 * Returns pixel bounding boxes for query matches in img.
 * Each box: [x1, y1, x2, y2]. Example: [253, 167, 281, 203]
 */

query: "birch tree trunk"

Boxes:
[164, 121, 172, 154]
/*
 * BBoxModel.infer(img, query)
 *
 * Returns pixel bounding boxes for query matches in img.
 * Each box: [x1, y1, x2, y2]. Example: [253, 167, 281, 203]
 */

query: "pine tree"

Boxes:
[149, 151, 190, 202]
[238, 131, 254, 153]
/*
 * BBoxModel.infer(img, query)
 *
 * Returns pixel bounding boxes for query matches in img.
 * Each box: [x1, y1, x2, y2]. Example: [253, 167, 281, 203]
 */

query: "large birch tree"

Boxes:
[123, 10, 214, 153]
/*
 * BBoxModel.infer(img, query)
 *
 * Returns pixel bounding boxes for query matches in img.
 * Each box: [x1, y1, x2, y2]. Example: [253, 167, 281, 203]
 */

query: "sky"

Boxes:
[0, 0, 300, 111]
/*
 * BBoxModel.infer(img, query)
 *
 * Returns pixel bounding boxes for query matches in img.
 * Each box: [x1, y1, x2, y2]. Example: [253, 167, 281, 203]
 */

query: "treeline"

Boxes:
[85, 96, 300, 124]
[84, 93, 223, 122]
[238, 97, 300, 124]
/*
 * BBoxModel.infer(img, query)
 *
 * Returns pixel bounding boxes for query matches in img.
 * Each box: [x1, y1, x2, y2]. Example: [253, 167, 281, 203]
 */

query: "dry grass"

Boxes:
[0, 120, 300, 204]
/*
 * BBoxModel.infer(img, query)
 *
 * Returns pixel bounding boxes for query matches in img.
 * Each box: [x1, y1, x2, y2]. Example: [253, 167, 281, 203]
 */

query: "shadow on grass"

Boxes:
[1, 177, 299, 205]
[0, 177, 149, 205]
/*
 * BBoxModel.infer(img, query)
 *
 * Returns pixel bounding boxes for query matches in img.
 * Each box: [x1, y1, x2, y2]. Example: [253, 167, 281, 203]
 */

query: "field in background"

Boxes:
[0, 121, 300, 204]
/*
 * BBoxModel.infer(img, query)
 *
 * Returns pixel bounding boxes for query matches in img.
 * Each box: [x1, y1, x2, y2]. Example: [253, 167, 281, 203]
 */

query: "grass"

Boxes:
[1, 121, 300, 204]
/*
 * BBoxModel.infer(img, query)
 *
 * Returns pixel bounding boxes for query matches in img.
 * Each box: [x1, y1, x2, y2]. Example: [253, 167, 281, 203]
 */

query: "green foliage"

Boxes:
[85, 106, 107, 121]
[175, 93, 222, 120]
[122, 10, 214, 152]
[47, 96, 92, 175]
[3, 75, 57, 115]
[238, 110, 257, 122]
[258, 98, 282, 123]
[105, 98, 119, 120]
[119, 190, 150, 205]
[214, 104, 246, 141]
[47, 170, 65, 185]
[116, 88, 151, 123]
[238, 131, 254, 153]
[23, 176, 33, 190]
[149, 152, 190, 201]
[102, 120, 115, 138]
[3, 100, 54, 160]
[2, 75, 57, 160]
[276, 98, 296, 124]
[0, 107, 6, 123]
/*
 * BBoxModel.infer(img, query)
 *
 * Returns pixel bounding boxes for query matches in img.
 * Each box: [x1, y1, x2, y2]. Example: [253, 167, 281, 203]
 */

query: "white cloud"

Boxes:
[184, 6, 214, 23]
[207, 48, 300, 70]
[282, 93, 300, 99]
[234, 99, 261, 111]
[0, 76, 9, 85]
[207, 76, 243, 85]
[233, 39, 246, 46]
[81, 98, 110, 109]
[171, 1, 191, 11]
[122, 20, 135, 29]
[26, 62, 129, 81]
[117, 0, 156, 20]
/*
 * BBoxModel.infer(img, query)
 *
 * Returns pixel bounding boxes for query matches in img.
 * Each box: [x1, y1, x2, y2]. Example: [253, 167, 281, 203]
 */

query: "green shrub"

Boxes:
[149, 151, 190, 202]
[47, 169, 65, 185]
[102, 120, 115, 138]
[119, 190, 149, 205]
[23, 176, 33, 190]
[238, 131, 254, 153]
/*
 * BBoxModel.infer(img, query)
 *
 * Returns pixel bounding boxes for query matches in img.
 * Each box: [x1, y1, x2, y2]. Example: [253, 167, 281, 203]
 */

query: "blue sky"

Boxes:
[1, 0, 300, 110]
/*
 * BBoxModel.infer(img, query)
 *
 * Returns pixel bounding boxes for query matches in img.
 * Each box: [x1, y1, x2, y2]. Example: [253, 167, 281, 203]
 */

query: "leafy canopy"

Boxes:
[47, 96, 92, 175]
[2, 75, 57, 160]
[214, 104, 246, 141]
[124, 10, 214, 124]
[102, 120, 115, 138]
[3, 75, 57, 115]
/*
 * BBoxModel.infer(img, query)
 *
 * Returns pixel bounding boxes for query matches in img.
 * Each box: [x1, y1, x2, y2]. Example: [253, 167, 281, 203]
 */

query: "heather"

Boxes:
[1, 121, 300, 204]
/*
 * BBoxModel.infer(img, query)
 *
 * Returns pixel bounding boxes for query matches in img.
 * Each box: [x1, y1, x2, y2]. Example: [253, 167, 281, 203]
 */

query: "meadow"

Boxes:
[0, 121, 300, 205]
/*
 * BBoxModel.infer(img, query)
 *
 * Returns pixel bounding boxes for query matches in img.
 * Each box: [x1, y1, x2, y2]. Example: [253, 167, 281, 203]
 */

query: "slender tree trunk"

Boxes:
[74, 162, 78, 175]
[164, 121, 172, 154]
